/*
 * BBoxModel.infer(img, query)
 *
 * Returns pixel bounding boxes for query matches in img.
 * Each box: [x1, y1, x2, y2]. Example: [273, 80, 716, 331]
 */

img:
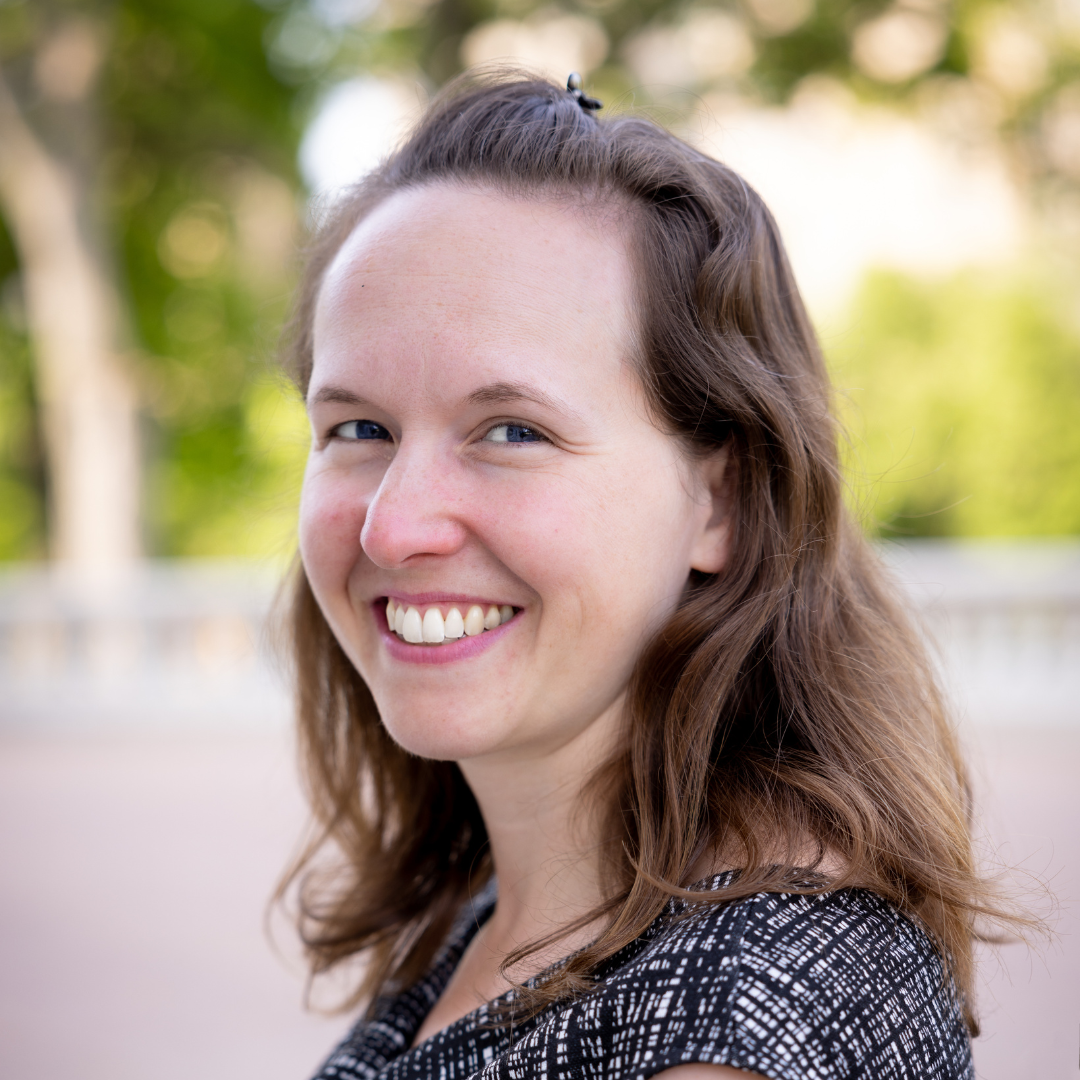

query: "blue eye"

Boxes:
[484, 424, 546, 444]
[334, 420, 391, 441]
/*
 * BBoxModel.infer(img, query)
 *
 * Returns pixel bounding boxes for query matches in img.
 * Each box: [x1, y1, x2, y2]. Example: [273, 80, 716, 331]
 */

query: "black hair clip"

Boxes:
[567, 72, 603, 112]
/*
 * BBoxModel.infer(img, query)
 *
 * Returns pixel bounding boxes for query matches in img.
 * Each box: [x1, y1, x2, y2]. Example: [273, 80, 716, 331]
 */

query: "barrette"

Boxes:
[567, 72, 603, 112]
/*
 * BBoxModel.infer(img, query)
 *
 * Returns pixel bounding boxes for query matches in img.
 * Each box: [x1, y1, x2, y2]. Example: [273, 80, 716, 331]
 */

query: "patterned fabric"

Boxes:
[311, 874, 974, 1080]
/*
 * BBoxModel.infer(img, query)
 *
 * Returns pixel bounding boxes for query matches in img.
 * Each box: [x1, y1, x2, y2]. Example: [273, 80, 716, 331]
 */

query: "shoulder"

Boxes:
[664, 885, 971, 1078]
[712, 883, 947, 997]
[603, 879, 939, 1001]
[518, 883, 974, 1080]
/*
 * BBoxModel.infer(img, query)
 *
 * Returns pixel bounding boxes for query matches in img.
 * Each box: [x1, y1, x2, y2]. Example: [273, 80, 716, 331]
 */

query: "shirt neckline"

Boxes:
[394, 870, 746, 1059]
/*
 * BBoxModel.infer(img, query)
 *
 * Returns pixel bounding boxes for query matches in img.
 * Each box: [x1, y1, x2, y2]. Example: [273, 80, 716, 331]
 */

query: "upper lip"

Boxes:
[378, 591, 516, 608]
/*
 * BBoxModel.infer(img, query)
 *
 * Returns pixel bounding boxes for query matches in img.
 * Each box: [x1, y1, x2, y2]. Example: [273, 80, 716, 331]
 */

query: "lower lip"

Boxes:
[375, 605, 516, 665]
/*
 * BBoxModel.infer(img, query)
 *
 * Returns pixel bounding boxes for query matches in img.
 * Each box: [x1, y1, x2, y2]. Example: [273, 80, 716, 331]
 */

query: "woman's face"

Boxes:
[301, 184, 729, 766]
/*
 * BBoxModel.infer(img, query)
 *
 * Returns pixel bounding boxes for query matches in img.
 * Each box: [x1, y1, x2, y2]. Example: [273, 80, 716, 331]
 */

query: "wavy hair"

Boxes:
[279, 70, 1007, 1033]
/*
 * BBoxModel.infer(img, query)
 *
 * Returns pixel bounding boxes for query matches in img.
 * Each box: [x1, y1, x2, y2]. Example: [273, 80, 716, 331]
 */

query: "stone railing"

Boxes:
[881, 540, 1080, 728]
[1, 541, 1078, 734]
[0, 561, 292, 734]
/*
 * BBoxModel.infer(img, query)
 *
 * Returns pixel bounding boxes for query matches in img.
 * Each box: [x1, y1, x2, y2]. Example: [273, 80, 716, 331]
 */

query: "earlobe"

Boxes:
[688, 446, 734, 575]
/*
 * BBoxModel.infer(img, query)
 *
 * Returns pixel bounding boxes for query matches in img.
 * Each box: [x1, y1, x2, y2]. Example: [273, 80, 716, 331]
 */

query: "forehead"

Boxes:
[311, 184, 640, 402]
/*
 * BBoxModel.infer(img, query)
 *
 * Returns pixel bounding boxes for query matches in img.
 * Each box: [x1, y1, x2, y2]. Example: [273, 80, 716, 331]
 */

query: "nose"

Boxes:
[360, 442, 470, 569]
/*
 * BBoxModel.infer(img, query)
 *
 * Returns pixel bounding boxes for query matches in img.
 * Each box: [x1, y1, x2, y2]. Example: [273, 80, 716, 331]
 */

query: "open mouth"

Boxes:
[384, 599, 517, 645]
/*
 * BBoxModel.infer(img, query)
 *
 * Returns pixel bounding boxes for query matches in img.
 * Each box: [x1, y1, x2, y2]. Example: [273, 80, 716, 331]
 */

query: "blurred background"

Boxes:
[0, 0, 1077, 1077]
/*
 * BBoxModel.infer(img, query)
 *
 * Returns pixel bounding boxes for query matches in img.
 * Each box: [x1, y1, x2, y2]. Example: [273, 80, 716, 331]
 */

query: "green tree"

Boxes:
[832, 269, 1080, 537]
[2, 0, 1078, 561]
[0, 0, 306, 563]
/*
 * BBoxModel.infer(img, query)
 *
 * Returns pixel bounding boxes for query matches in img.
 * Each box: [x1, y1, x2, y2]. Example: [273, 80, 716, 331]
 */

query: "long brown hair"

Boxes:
[280, 70, 1004, 1032]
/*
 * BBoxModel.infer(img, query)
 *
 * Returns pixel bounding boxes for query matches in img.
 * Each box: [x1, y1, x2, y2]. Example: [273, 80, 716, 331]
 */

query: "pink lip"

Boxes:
[383, 591, 512, 609]
[373, 600, 517, 666]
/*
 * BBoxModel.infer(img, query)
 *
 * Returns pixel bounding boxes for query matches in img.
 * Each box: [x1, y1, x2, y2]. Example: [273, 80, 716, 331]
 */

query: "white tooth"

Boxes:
[499, 605, 514, 625]
[422, 607, 445, 643]
[386, 599, 396, 626]
[464, 605, 486, 636]
[394, 604, 406, 635]
[484, 605, 501, 631]
[444, 607, 465, 639]
[402, 606, 423, 643]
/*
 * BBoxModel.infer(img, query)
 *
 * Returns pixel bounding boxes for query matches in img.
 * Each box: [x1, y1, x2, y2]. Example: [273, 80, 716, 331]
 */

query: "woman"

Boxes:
[282, 71, 994, 1079]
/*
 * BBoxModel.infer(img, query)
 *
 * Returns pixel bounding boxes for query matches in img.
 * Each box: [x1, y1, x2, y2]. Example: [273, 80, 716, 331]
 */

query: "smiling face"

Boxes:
[300, 184, 730, 768]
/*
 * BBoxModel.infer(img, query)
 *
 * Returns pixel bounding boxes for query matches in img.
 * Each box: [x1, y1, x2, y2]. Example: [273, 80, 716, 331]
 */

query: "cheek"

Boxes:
[298, 469, 369, 586]
[592, 461, 701, 617]
[474, 458, 694, 627]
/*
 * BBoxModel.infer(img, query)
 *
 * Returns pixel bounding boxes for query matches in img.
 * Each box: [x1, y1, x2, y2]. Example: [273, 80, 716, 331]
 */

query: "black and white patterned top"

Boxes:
[311, 873, 974, 1080]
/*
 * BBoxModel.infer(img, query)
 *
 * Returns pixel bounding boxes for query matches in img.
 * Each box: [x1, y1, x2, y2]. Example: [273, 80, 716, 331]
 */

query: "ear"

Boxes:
[688, 445, 734, 575]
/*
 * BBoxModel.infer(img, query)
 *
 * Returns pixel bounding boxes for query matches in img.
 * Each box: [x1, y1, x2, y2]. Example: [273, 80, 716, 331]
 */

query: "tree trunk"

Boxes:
[0, 65, 140, 573]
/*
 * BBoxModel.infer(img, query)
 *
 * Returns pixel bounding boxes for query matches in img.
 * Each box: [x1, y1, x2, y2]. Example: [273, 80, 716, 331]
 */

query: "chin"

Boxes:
[376, 704, 505, 763]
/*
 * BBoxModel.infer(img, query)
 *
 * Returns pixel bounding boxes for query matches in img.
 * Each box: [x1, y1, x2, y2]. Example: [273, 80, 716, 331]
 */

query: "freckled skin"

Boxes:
[299, 183, 730, 773]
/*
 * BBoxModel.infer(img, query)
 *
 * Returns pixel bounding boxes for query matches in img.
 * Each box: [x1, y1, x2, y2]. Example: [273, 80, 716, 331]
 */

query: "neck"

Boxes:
[457, 698, 622, 972]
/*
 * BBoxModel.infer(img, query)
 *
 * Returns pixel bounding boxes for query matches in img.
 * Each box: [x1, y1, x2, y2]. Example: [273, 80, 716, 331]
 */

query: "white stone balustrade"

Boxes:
[1, 541, 1078, 733]
[882, 540, 1080, 728]
[0, 561, 293, 734]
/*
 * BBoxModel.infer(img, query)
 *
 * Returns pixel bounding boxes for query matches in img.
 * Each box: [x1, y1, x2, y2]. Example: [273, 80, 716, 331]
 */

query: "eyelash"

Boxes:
[328, 420, 550, 445]
[482, 423, 548, 444]
[330, 420, 392, 441]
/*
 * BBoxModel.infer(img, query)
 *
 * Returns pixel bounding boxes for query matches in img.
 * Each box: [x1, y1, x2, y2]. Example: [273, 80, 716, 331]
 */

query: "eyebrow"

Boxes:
[309, 380, 581, 419]
[309, 385, 372, 407]
[465, 381, 580, 420]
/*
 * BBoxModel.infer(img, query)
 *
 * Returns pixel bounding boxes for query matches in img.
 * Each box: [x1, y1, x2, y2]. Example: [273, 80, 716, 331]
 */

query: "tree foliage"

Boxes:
[833, 269, 1080, 537]
[0, 0, 1077, 559]
[0, 0, 306, 559]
